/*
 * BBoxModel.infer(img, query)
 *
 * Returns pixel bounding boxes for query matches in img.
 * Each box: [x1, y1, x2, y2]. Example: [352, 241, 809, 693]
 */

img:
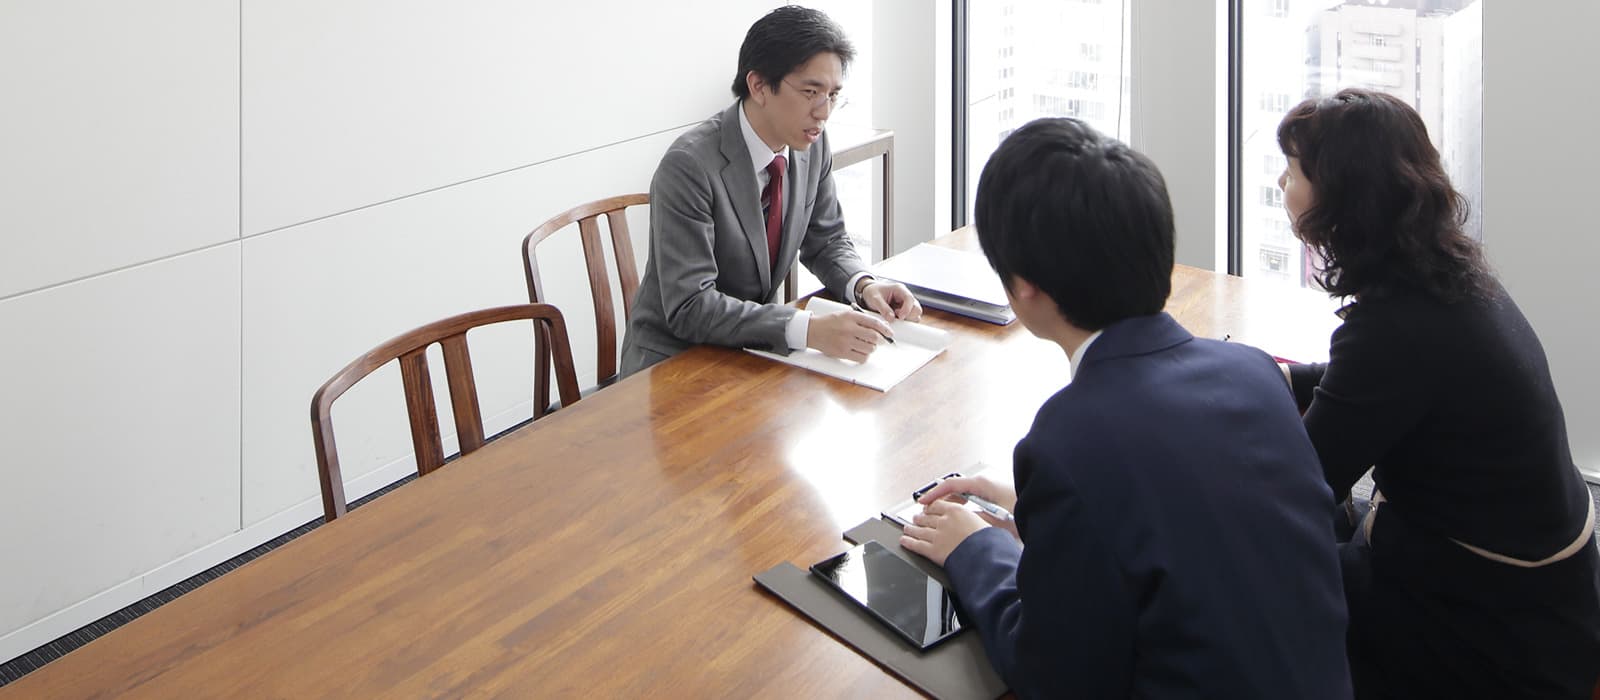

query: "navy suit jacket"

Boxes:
[944, 313, 1352, 699]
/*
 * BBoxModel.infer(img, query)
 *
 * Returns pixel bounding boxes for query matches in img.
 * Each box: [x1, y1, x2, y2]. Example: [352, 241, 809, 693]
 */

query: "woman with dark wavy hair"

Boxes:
[1277, 87, 1600, 698]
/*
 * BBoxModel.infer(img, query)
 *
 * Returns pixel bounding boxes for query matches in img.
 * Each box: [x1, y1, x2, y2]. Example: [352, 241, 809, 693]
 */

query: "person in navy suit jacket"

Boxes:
[900, 118, 1352, 699]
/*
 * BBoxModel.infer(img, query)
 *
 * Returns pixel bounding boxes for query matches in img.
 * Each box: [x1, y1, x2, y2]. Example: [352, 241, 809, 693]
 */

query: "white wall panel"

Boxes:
[241, 0, 770, 234]
[873, 0, 952, 251]
[1484, 0, 1600, 471]
[241, 130, 674, 526]
[0, 0, 239, 298]
[0, 245, 242, 636]
[1131, 0, 1226, 271]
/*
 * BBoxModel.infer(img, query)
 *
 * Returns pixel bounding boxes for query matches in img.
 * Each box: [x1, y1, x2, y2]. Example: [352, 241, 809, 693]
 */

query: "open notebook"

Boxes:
[745, 298, 953, 392]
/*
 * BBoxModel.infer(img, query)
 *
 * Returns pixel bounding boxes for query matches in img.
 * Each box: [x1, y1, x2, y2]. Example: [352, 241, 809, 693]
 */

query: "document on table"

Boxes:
[744, 298, 952, 392]
[872, 243, 1016, 325]
[881, 464, 1009, 529]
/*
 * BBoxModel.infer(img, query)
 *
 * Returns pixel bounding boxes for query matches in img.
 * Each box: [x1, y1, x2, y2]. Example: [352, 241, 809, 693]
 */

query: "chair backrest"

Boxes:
[310, 303, 582, 522]
[522, 193, 647, 414]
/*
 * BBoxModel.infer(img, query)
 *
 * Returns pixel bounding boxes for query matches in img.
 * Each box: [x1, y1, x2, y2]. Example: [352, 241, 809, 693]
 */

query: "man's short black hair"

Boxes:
[974, 118, 1174, 331]
[731, 5, 855, 99]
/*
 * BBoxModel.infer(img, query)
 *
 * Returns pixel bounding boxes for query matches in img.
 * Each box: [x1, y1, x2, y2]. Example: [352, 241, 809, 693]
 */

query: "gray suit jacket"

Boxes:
[620, 102, 867, 374]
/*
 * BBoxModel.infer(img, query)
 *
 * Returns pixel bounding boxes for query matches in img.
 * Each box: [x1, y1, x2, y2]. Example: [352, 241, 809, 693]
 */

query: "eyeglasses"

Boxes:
[781, 79, 848, 112]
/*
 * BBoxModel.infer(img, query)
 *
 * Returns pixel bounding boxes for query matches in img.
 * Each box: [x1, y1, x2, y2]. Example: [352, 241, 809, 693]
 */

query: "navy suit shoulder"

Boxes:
[944, 313, 1352, 699]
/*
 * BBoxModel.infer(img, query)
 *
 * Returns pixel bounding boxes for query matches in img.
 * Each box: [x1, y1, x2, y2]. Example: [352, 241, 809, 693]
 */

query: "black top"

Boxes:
[1289, 281, 1591, 560]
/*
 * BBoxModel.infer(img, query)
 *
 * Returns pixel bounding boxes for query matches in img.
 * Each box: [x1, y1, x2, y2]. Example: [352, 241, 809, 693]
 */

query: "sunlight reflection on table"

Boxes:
[786, 397, 886, 530]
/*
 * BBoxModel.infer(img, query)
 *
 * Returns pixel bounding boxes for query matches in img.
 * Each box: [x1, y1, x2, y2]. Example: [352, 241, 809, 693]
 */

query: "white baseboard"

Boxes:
[1583, 468, 1599, 487]
[0, 494, 310, 666]
[0, 400, 537, 667]
[1, 456, 426, 667]
[0, 456, 425, 666]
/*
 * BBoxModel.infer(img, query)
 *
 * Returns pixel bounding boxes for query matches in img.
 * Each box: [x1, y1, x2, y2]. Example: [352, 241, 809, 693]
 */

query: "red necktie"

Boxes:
[762, 155, 786, 271]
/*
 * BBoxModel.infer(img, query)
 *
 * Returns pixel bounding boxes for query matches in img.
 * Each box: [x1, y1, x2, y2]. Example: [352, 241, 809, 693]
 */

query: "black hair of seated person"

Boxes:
[974, 117, 1175, 331]
[1277, 87, 1493, 302]
[730, 5, 855, 100]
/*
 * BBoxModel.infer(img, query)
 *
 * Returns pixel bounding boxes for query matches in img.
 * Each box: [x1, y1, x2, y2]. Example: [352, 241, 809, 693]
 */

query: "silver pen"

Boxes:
[962, 493, 1015, 523]
[849, 302, 895, 343]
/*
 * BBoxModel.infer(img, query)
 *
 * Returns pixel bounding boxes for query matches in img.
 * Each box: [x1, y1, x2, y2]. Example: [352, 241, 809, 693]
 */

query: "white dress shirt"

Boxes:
[738, 103, 871, 351]
[1069, 329, 1104, 377]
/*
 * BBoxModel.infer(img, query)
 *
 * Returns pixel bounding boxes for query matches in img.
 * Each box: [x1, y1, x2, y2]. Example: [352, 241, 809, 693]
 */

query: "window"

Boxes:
[1067, 98, 1106, 121]
[1066, 70, 1100, 90]
[1233, 0, 1483, 287]
[961, 0, 1130, 222]
[1263, 153, 1286, 176]
[1258, 91, 1291, 113]
[1258, 245, 1293, 283]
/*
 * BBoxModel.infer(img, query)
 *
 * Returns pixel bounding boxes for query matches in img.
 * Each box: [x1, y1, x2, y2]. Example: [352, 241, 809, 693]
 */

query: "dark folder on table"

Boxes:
[872, 243, 1016, 326]
[753, 517, 1007, 700]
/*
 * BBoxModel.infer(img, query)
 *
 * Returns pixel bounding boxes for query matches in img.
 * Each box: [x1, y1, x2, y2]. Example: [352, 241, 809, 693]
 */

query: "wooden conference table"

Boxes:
[2, 230, 1339, 698]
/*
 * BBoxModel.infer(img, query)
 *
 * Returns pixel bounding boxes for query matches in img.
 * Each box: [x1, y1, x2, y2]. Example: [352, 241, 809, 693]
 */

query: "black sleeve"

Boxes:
[1301, 302, 1432, 501]
[1288, 362, 1327, 411]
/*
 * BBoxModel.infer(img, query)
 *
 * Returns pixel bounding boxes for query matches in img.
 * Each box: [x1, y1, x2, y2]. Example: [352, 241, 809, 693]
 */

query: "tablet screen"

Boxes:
[810, 541, 963, 650]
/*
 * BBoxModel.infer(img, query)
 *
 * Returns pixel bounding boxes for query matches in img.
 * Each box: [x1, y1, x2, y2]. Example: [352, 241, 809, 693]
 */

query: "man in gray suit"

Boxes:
[620, 5, 921, 376]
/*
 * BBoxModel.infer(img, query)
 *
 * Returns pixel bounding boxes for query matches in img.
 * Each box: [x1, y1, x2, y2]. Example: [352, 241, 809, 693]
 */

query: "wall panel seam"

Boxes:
[241, 122, 698, 239]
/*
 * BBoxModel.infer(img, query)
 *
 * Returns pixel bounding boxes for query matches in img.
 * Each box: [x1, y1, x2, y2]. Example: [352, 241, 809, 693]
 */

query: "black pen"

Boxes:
[850, 302, 895, 343]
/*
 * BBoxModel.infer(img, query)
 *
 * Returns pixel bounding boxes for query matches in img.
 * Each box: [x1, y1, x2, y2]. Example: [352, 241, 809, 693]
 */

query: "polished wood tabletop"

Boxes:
[2, 229, 1340, 698]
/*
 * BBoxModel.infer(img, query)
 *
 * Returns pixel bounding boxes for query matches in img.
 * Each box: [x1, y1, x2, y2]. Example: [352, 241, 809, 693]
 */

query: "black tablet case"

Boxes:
[752, 517, 1007, 699]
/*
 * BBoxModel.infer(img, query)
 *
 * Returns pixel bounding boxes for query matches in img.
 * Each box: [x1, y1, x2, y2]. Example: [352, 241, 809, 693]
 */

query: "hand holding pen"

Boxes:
[960, 493, 1014, 522]
[915, 472, 1020, 540]
[807, 306, 895, 361]
[850, 303, 895, 344]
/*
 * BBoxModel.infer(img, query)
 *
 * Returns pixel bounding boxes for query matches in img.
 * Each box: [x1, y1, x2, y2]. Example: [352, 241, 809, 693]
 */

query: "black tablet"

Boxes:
[809, 540, 963, 650]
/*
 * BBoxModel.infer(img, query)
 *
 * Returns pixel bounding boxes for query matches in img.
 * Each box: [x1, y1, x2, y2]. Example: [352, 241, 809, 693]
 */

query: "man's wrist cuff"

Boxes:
[853, 275, 875, 302]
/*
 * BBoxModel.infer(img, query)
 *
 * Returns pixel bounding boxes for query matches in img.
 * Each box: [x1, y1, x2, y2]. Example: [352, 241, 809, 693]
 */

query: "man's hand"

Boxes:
[859, 280, 923, 322]
[807, 309, 894, 362]
[900, 499, 990, 566]
[918, 474, 1020, 541]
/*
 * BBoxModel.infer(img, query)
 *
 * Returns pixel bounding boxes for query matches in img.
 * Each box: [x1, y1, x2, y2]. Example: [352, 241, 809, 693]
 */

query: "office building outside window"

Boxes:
[1239, 0, 1483, 288]
[966, 0, 1131, 217]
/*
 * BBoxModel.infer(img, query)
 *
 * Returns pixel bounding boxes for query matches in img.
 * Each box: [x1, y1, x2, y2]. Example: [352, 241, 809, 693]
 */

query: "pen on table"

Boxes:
[849, 302, 895, 343]
[962, 493, 1015, 523]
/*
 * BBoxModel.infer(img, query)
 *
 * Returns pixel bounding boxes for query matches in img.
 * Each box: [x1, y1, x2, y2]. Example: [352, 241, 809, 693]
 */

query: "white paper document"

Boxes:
[871, 243, 1016, 325]
[873, 243, 1009, 306]
[744, 298, 953, 392]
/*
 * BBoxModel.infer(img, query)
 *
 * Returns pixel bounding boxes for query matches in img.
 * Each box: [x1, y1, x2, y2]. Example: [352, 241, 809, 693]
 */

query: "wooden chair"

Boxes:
[310, 304, 581, 522]
[522, 193, 647, 417]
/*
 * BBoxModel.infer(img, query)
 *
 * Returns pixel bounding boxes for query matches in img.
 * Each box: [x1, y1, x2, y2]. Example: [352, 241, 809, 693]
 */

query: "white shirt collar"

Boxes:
[738, 101, 790, 175]
[1068, 329, 1104, 375]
